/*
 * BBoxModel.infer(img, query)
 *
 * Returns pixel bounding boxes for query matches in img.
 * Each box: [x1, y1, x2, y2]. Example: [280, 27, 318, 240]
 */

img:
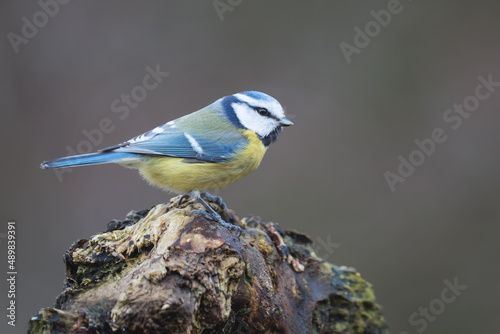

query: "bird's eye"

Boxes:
[256, 107, 270, 117]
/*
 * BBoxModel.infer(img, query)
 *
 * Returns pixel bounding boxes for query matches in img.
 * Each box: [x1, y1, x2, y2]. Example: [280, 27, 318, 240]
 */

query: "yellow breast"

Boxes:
[133, 130, 267, 193]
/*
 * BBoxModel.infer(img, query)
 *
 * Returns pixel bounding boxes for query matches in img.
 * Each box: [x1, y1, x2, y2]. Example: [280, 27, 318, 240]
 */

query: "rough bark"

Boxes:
[28, 196, 388, 334]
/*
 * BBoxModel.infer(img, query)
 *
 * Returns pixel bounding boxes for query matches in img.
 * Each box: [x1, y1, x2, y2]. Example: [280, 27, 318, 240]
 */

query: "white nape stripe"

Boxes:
[184, 133, 203, 154]
[233, 93, 259, 106]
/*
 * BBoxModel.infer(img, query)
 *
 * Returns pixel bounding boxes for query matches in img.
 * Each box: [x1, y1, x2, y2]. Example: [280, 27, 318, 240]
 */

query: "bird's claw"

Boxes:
[190, 209, 242, 234]
[179, 192, 226, 215]
[200, 192, 227, 215]
[178, 193, 191, 206]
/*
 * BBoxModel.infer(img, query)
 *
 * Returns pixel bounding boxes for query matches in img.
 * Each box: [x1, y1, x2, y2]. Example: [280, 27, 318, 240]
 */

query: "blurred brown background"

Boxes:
[1, 1, 499, 333]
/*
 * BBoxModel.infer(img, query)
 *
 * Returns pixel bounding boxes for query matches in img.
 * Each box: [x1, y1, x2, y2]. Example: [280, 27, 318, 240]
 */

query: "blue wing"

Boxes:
[104, 121, 247, 163]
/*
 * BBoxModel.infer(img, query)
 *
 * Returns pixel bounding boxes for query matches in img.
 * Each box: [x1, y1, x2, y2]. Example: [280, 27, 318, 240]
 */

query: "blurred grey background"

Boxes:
[1, 1, 499, 333]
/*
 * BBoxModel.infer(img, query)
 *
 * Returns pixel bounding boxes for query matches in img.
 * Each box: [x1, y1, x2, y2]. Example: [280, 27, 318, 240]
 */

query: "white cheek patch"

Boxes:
[233, 93, 285, 119]
[232, 103, 277, 137]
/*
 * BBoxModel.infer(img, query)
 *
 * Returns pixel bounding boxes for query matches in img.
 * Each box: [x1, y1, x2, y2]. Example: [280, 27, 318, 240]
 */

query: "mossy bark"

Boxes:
[28, 196, 388, 334]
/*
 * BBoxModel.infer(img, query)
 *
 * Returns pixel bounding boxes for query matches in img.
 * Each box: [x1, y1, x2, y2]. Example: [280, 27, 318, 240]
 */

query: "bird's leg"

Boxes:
[200, 192, 227, 216]
[188, 191, 242, 233]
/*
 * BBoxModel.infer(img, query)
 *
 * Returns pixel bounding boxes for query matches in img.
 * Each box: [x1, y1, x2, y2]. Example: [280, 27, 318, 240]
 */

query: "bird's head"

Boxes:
[218, 91, 293, 146]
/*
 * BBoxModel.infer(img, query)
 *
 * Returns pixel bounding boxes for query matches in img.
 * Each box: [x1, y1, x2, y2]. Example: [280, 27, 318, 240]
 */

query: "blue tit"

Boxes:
[41, 91, 293, 230]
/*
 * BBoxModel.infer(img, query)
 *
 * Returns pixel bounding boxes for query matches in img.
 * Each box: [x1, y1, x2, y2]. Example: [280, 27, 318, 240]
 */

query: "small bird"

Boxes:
[41, 91, 293, 231]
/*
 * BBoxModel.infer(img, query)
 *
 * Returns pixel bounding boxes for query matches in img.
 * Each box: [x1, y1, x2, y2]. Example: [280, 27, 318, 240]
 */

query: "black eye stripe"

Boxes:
[257, 108, 270, 116]
[251, 105, 279, 120]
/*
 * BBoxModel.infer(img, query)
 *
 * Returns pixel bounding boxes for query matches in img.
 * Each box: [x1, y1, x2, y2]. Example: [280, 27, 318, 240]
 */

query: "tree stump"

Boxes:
[28, 196, 388, 334]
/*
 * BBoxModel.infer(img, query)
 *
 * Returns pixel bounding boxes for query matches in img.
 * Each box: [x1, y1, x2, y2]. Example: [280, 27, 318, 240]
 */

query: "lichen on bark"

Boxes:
[28, 195, 388, 334]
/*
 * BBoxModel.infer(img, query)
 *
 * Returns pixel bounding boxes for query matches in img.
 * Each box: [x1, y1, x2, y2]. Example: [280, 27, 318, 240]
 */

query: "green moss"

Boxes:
[254, 233, 274, 257]
[311, 265, 388, 334]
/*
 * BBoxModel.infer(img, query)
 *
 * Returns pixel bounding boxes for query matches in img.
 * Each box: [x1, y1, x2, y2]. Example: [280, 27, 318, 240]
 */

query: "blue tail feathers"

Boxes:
[40, 152, 141, 169]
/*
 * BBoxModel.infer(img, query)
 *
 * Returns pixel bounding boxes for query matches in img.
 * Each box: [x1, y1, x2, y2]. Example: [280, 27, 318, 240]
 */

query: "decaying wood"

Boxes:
[28, 196, 388, 334]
